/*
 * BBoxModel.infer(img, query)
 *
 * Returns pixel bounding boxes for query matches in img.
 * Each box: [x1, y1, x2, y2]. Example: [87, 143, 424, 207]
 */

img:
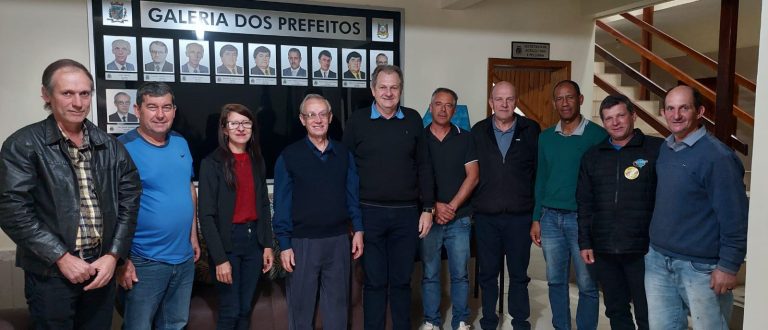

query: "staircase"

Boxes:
[592, 61, 663, 137]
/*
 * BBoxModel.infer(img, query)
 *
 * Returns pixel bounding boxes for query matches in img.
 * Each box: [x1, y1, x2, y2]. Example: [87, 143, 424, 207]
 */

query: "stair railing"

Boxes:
[595, 19, 754, 127]
[594, 17, 753, 155]
[595, 44, 748, 154]
[619, 13, 756, 94]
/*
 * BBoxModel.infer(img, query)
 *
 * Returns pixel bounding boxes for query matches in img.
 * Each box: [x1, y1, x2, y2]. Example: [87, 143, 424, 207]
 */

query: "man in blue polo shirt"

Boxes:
[117, 82, 200, 330]
[273, 94, 364, 329]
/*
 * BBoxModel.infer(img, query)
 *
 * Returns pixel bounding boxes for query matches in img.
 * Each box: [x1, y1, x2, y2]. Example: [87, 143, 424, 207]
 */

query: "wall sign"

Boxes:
[511, 41, 550, 60]
[140, 1, 367, 40]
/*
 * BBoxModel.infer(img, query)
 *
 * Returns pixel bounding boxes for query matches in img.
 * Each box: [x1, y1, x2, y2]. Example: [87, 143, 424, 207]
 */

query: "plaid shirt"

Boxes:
[60, 125, 103, 251]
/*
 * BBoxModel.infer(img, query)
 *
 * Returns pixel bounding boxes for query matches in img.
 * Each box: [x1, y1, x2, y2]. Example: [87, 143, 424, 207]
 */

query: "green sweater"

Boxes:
[533, 120, 607, 220]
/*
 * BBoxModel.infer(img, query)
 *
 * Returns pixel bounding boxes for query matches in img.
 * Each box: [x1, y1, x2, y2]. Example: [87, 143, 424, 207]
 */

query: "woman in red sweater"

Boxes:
[198, 104, 274, 330]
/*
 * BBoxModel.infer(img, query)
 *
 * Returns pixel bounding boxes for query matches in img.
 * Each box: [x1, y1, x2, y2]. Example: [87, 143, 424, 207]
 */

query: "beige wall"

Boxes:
[0, 0, 597, 251]
[744, 0, 768, 326]
[302, 0, 597, 119]
[0, 0, 92, 250]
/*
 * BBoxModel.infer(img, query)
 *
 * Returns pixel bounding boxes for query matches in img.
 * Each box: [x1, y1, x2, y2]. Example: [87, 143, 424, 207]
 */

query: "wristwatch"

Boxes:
[422, 207, 435, 215]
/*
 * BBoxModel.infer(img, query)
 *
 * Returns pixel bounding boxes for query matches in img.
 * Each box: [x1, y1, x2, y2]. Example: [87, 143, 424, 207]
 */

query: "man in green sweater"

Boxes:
[530, 80, 607, 329]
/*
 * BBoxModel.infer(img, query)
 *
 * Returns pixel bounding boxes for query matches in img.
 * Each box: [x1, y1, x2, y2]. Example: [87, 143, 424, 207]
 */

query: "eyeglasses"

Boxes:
[300, 111, 330, 120]
[226, 121, 253, 129]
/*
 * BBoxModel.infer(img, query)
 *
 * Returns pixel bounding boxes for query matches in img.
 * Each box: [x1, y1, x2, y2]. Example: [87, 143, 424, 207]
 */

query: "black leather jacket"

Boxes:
[0, 115, 141, 276]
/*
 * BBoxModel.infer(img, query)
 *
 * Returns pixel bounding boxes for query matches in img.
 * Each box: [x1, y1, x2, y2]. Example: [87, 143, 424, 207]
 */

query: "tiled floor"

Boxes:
[409, 246, 614, 329]
[424, 279, 612, 330]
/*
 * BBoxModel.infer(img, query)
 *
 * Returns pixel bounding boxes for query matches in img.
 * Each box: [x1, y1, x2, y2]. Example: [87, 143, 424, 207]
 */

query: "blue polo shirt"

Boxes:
[118, 129, 194, 264]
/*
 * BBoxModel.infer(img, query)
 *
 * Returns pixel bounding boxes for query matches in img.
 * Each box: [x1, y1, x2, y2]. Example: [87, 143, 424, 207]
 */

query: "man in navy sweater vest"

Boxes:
[645, 85, 748, 330]
[273, 94, 364, 329]
[344, 65, 435, 330]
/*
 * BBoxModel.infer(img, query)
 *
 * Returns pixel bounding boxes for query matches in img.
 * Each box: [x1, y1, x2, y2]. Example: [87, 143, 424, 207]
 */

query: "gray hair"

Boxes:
[299, 94, 332, 115]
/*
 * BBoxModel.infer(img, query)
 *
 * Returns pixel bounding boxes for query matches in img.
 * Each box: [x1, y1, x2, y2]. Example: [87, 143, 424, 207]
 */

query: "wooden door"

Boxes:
[487, 58, 571, 128]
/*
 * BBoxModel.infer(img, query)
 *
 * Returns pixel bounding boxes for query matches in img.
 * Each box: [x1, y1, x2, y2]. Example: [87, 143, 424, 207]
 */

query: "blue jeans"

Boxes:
[644, 247, 733, 330]
[361, 204, 419, 330]
[540, 207, 599, 330]
[121, 256, 195, 330]
[214, 222, 263, 330]
[420, 216, 471, 329]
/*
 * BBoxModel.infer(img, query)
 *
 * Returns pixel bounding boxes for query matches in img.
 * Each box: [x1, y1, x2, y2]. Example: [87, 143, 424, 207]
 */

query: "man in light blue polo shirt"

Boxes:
[117, 82, 200, 330]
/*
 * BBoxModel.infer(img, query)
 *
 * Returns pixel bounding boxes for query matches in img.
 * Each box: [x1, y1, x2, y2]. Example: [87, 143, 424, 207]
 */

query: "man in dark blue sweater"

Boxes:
[343, 65, 435, 330]
[273, 94, 364, 329]
[646, 85, 748, 330]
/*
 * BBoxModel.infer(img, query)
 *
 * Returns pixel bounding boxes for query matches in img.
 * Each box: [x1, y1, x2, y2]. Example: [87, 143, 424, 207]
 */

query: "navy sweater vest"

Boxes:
[282, 141, 350, 239]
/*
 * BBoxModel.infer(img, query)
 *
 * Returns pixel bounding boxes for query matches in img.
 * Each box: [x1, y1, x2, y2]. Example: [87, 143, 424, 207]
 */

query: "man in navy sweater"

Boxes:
[646, 85, 748, 330]
[343, 65, 435, 330]
[274, 94, 364, 329]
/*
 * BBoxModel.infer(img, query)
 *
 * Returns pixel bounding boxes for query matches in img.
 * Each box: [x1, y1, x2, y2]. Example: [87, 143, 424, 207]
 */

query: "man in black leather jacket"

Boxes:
[0, 59, 141, 329]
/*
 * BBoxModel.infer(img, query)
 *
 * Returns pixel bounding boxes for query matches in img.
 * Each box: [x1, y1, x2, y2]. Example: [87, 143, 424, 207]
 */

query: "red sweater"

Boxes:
[232, 153, 258, 223]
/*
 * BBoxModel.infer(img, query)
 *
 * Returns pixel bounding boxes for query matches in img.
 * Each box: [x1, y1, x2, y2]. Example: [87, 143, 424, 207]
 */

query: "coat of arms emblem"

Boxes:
[107, 2, 128, 23]
[377, 24, 389, 40]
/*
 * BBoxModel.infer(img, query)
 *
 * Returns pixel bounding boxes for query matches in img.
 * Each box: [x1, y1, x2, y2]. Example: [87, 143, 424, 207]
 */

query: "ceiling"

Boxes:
[594, 0, 762, 58]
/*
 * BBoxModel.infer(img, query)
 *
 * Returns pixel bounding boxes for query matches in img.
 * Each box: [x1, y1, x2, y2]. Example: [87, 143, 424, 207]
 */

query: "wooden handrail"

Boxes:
[594, 74, 749, 155]
[620, 13, 757, 93]
[595, 19, 754, 126]
[595, 45, 666, 99]
[595, 45, 740, 141]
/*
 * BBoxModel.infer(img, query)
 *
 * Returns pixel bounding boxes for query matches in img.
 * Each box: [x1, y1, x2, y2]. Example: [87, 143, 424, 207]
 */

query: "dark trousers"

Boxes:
[24, 270, 116, 330]
[361, 204, 419, 330]
[475, 212, 532, 330]
[594, 252, 648, 330]
[214, 222, 264, 330]
[286, 234, 350, 330]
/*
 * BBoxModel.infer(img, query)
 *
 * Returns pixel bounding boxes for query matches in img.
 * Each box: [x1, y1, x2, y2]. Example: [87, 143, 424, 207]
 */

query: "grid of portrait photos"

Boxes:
[102, 34, 397, 133]
[104, 35, 395, 88]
